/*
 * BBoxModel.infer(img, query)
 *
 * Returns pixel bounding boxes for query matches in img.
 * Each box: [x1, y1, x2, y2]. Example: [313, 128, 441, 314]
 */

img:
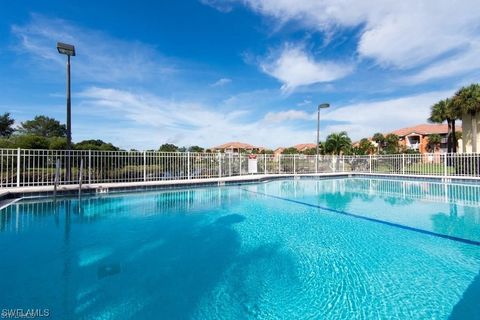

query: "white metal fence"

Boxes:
[0, 149, 479, 188]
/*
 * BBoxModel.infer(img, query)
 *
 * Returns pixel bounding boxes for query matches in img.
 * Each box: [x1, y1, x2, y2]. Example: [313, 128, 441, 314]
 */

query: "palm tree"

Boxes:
[453, 84, 480, 153]
[325, 131, 352, 155]
[427, 134, 442, 152]
[428, 98, 459, 153]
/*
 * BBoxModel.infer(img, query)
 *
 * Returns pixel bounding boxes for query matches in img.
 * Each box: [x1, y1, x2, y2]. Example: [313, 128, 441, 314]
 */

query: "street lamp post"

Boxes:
[316, 103, 330, 157]
[57, 42, 76, 181]
[57, 42, 76, 150]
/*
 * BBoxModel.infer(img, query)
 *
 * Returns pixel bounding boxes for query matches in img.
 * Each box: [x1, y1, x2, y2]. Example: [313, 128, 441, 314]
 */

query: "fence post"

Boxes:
[402, 153, 405, 175]
[143, 151, 147, 182]
[278, 154, 281, 174]
[229, 153, 232, 176]
[239, 154, 242, 175]
[218, 152, 222, 177]
[16, 148, 20, 187]
[293, 154, 296, 174]
[444, 153, 448, 177]
[369, 154, 372, 173]
[264, 154, 267, 174]
[342, 155, 345, 172]
[315, 155, 318, 174]
[187, 152, 191, 179]
[88, 150, 92, 184]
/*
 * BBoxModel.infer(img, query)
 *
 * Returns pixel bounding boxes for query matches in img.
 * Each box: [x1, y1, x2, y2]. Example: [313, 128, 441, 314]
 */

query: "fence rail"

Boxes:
[1, 149, 479, 188]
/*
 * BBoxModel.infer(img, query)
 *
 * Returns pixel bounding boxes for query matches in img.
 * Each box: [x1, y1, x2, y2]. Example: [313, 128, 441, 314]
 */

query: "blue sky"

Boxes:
[1, 0, 480, 149]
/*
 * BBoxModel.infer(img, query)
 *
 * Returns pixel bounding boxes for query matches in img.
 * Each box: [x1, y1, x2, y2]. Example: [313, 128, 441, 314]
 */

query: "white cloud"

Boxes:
[11, 14, 175, 83]
[406, 41, 480, 84]
[260, 45, 353, 91]
[210, 78, 232, 87]
[221, 0, 480, 79]
[321, 90, 456, 139]
[263, 109, 313, 122]
[76, 87, 318, 149]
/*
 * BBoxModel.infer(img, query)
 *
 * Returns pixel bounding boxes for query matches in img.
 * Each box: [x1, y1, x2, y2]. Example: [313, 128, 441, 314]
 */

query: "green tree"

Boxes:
[10, 135, 50, 149]
[302, 147, 316, 155]
[427, 134, 442, 152]
[282, 147, 299, 154]
[429, 98, 459, 153]
[0, 113, 15, 137]
[18, 115, 66, 137]
[355, 138, 375, 155]
[188, 145, 204, 153]
[324, 131, 352, 155]
[453, 84, 480, 153]
[384, 134, 400, 154]
[159, 143, 179, 152]
[49, 137, 68, 150]
[372, 132, 385, 154]
[74, 139, 119, 151]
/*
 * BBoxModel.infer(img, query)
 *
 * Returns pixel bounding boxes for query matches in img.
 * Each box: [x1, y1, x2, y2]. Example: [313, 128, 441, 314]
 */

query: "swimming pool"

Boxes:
[1, 177, 479, 319]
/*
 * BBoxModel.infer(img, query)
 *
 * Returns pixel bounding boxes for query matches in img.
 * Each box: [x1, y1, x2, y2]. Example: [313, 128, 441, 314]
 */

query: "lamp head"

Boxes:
[57, 42, 76, 56]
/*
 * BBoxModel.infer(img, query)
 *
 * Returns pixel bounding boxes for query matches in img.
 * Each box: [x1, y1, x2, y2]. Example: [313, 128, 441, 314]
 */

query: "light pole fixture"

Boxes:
[316, 103, 330, 157]
[56, 42, 76, 151]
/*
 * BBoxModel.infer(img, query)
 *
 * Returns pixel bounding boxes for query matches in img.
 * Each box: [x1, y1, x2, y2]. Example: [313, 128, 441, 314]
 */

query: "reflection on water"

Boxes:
[245, 178, 480, 243]
[0, 187, 245, 234]
[253, 178, 480, 207]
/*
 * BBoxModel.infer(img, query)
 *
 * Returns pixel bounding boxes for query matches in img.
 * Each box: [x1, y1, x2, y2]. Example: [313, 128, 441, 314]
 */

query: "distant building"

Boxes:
[461, 113, 480, 153]
[211, 142, 264, 153]
[274, 143, 316, 155]
[390, 124, 462, 154]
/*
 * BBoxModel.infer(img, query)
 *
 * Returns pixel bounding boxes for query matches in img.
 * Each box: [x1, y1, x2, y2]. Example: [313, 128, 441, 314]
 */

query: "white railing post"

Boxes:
[342, 155, 345, 172]
[369, 154, 372, 173]
[444, 153, 448, 177]
[218, 152, 222, 177]
[143, 151, 147, 181]
[402, 153, 405, 175]
[229, 153, 232, 176]
[88, 149, 92, 184]
[278, 154, 281, 174]
[264, 154, 267, 174]
[239, 154, 242, 175]
[315, 155, 318, 174]
[293, 154, 296, 174]
[16, 148, 20, 187]
[187, 152, 191, 179]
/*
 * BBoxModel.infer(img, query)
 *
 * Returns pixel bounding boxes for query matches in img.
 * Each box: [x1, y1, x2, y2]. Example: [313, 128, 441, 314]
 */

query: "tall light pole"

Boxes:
[57, 42, 76, 150]
[316, 103, 330, 156]
[57, 42, 75, 181]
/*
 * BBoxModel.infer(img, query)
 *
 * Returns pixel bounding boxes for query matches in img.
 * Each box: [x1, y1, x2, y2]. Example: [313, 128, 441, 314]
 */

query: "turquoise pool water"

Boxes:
[0, 177, 479, 319]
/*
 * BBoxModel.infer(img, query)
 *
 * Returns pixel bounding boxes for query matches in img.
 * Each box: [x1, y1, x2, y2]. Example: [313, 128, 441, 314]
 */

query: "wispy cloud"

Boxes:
[210, 78, 232, 87]
[214, 0, 480, 80]
[263, 109, 313, 123]
[11, 14, 175, 84]
[76, 86, 318, 149]
[260, 45, 353, 92]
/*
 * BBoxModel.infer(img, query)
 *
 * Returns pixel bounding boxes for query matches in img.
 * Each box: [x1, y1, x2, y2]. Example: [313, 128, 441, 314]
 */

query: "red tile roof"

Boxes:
[390, 124, 462, 137]
[293, 143, 316, 151]
[212, 141, 262, 150]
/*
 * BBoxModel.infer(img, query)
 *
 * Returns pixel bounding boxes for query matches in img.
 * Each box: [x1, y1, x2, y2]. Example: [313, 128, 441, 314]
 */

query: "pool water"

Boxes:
[1, 177, 479, 319]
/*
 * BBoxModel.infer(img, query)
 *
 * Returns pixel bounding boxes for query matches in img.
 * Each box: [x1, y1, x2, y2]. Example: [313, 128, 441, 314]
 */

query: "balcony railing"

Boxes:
[0, 149, 479, 188]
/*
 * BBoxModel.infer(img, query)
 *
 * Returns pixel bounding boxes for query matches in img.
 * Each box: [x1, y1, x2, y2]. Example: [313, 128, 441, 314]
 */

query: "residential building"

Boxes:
[390, 124, 462, 153]
[211, 142, 264, 153]
[274, 143, 317, 155]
